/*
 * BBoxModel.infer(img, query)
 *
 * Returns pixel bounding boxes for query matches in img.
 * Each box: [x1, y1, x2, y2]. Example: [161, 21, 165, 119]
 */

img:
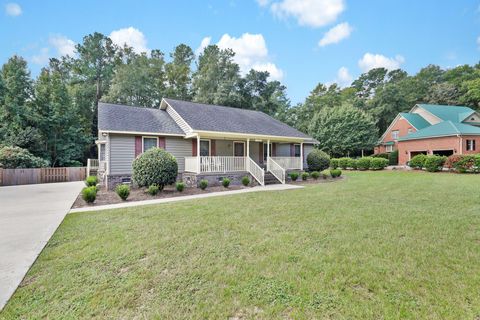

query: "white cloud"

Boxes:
[31, 48, 50, 65]
[5, 2, 21, 16]
[49, 35, 76, 56]
[358, 53, 405, 72]
[318, 22, 352, 47]
[335, 66, 353, 87]
[195, 36, 212, 56]
[269, 0, 344, 28]
[212, 33, 283, 80]
[256, 0, 270, 6]
[109, 27, 148, 53]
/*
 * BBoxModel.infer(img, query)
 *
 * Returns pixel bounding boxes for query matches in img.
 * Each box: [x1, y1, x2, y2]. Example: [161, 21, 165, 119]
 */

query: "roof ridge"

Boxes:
[164, 98, 265, 115]
[99, 102, 161, 110]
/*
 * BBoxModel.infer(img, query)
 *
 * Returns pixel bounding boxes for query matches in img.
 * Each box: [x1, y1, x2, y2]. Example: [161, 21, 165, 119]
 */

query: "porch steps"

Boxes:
[264, 171, 282, 185]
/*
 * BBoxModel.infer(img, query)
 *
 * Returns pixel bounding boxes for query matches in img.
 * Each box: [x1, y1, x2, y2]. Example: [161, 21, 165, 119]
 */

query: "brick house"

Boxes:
[374, 104, 480, 165]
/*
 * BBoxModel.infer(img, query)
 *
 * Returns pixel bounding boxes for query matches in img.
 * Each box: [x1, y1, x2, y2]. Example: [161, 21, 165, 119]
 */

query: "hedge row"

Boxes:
[410, 154, 480, 173]
[330, 157, 389, 171]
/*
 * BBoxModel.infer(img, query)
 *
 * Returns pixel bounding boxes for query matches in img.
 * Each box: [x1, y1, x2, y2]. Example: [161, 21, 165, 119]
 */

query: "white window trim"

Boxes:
[293, 143, 301, 157]
[391, 130, 399, 140]
[142, 136, 158, 153]
[263, 142, 272, 160]
[386, 145, 393, 153]
[466, 139, 476, 151]
[232, 141, 245, 157]
[200, 139, 211, 156]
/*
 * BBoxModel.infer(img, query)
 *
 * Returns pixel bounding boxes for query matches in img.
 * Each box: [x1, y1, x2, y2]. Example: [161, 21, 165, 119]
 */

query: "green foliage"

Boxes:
[338, 157, 350, 169]
[85, 175, 98, 187]
[222, 178, 231, 188]
[81, 186, 97, 203]
[306, 149, 330, 172]
[301, 172, 309, 180]
[310, 171, 320, 180]
[447, 155, 476, 173]
[132, 148, 178, 188]
[115, 184, 130, 201]
[373, 153, 389, 159]
[0, 146, 49, 168]
[241, 176, 250, 186]
[347, 158, 358, 170]
[330, 169, 342, 178]
[308, 104, 378, 157]
[370, 158, 389, 170]
[321, 170, 329, 179]
[424, 155, 447, 172]
[330, 158, 339, 169]
[176, 182, 185, 192]
[389, 150, 399, 165]
[147, 184, 160, 196]
[357, 157, 373, 170]
[289, 172, 299, 181]
[199, 179, 208, 190]
[409, 154, 427, 169]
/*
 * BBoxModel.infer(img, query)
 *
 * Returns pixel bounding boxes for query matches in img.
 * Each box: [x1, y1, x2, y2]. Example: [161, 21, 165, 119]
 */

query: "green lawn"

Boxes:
[2, 171, 480, 319]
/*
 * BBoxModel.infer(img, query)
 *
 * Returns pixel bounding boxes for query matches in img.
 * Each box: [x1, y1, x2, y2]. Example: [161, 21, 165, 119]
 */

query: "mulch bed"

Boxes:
[288, 176, 345, 185]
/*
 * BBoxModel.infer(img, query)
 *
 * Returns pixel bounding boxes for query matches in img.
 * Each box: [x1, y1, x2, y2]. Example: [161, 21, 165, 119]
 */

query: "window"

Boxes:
[386, 145, 393, 153]
[294, 144, 301, 157]
[391, 130, 399, 140]
[408, 128, 414, 134]
[263, 143, 272, 160]
[99, 143, 105, 161]
[200, 140, 210, 156]
[233, 142, 245, 157]
[143, 137, 158, 152]
[466, 139, 476, 151]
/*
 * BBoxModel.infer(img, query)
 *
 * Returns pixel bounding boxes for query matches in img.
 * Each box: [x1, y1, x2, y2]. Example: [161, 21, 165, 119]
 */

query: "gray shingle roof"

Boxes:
[98, 103, 184, 135]
[164, 98, 312, 139]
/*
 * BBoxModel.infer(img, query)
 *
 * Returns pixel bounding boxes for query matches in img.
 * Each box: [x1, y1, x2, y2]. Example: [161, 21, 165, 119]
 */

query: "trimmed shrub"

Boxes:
[330, 158, 339, 169]
[82, 186, 97, 203]
[0, 146, 49, 168]
[453, 155, 476, 173]
[241, 176, 250, 186]
[222, 177, 231, 188]
[373, 153, 389, 160]
[424, 155, 446, 172]
[338, 157, 349, 170]
[330, 169, 342, 178]
[310, 171, 320, 180]
[147, 184, 159, 195]
[370, 158, 389, 170]
[306, 149, 330, 172]
[290, 172, 299, 181]
[115, 184, 130, 200]
[357, 157, 372, 170]
[388, 150, 399, 165]
[199, 179, 208, 190]
[85, 175, 98, 187]
[409, 154, 427, 169]
[347, 158, 358, 170]
[444, 155, 463, 169]
[176, 182, 185, 192]
[132, 148, 178, 189]
[321, 170, 329, 179]
[301, 172, 309, 180]
[475, 154, 480, 172]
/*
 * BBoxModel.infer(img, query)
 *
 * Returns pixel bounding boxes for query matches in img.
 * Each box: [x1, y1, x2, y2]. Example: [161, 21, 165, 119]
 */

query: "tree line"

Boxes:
[1, 31, 479, 166]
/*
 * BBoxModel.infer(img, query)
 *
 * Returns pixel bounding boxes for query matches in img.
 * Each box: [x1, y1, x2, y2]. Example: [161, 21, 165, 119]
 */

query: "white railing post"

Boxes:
[196, 135, 201, 174]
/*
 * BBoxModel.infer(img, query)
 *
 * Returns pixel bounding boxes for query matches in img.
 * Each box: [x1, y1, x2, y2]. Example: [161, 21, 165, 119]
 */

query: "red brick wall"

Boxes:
[461, 136, 480, 154]
[375, 117, 416, 154]
[398, 136, 461, 165]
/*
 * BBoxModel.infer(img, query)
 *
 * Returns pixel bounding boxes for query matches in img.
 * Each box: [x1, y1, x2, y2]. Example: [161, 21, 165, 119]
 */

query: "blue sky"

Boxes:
[1, 0, 479, 104]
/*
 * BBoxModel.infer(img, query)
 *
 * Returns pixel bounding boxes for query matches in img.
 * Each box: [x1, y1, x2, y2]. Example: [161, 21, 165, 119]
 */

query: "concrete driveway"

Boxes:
[0, 181, 84, 310]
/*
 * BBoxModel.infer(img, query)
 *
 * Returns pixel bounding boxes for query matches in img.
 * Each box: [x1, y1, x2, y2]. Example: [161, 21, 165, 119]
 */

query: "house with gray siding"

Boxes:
[96, 98, 318, 189]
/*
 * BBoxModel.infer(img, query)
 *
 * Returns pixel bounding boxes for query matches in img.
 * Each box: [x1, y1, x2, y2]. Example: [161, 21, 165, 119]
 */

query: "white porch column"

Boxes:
[300, 142, 304, 170]
[267, 139, 270, 171]
[196, 135, 201, 174]
[246, 138, 250, 171]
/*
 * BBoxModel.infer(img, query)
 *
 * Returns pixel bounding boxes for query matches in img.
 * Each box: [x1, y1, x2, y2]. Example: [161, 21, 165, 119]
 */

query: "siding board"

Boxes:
[110, 134, 136, 174]
[165, 137, 193, 172]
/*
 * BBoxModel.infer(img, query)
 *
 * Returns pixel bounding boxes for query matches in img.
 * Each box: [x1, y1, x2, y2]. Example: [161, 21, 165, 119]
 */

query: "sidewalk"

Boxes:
[69, 184, 304, 214]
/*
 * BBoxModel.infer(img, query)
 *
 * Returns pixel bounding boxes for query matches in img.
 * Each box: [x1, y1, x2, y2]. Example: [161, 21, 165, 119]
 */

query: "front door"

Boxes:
[234, 142, 245, 157]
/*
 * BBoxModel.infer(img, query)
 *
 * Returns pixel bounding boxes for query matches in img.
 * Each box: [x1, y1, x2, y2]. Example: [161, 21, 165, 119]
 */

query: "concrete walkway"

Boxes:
[70, 183, 304, 214]
[0, 181, 84, 310]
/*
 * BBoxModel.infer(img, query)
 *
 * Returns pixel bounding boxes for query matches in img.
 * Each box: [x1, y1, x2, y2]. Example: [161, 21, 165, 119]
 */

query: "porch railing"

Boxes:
[87, 158, 99, 176]
[247, 157, 264, 186]
[270, 157, 302, 170]
[185, 156, 198, 173]
[184, 156, 247, 173]
[267, 157, 285, 184]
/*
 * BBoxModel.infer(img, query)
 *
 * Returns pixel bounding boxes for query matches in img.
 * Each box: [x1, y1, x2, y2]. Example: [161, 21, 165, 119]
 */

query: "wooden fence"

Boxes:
[0, 167, 87, 186]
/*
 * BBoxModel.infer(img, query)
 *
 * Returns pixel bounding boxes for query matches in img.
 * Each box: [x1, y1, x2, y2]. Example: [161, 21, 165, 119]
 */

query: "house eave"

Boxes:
[98, 129, 185, 137]
[186, 130, 313, 142]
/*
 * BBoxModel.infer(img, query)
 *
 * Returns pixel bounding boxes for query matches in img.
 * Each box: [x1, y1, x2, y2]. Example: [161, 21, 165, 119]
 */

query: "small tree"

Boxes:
[0, 146, 49, 168]
[132, 148, 178, 189]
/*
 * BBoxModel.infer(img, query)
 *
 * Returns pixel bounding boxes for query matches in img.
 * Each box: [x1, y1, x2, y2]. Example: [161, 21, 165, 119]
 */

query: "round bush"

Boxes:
[322, 171, 328, 179]
[424, 155, 446, 172]
[357, 157, 372, 170]
[301, 172, 309, 180]
[310, 171, 320, 180]
[222, 177, 231, 188]
[147, 184, 159, 195]
[241, 176, 250, 186]
[306, 149, 330, 172]
[348, 158, 358, 170]
[115, 184, 130, 200]
[199, 179, 208, 190]
[330, 158, 339, 169]
[85, 175, 98, 187]
[330, 169, 342, 178]
[409, 154, 427, 169]
[290, 172, 299, 181]
[82, 186, 97, 203]
[176, 182, 185, 192]
[338, 157, 349, 170]
[370, 158, 388, 170]
[132, 148, 178, 188]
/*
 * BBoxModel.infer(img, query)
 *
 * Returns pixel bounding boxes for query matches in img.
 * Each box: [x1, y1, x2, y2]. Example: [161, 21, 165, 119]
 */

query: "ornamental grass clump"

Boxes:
[176, 182, 185, 192]
[241, 176, 250, 186]
[199, 179, 208, 190]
